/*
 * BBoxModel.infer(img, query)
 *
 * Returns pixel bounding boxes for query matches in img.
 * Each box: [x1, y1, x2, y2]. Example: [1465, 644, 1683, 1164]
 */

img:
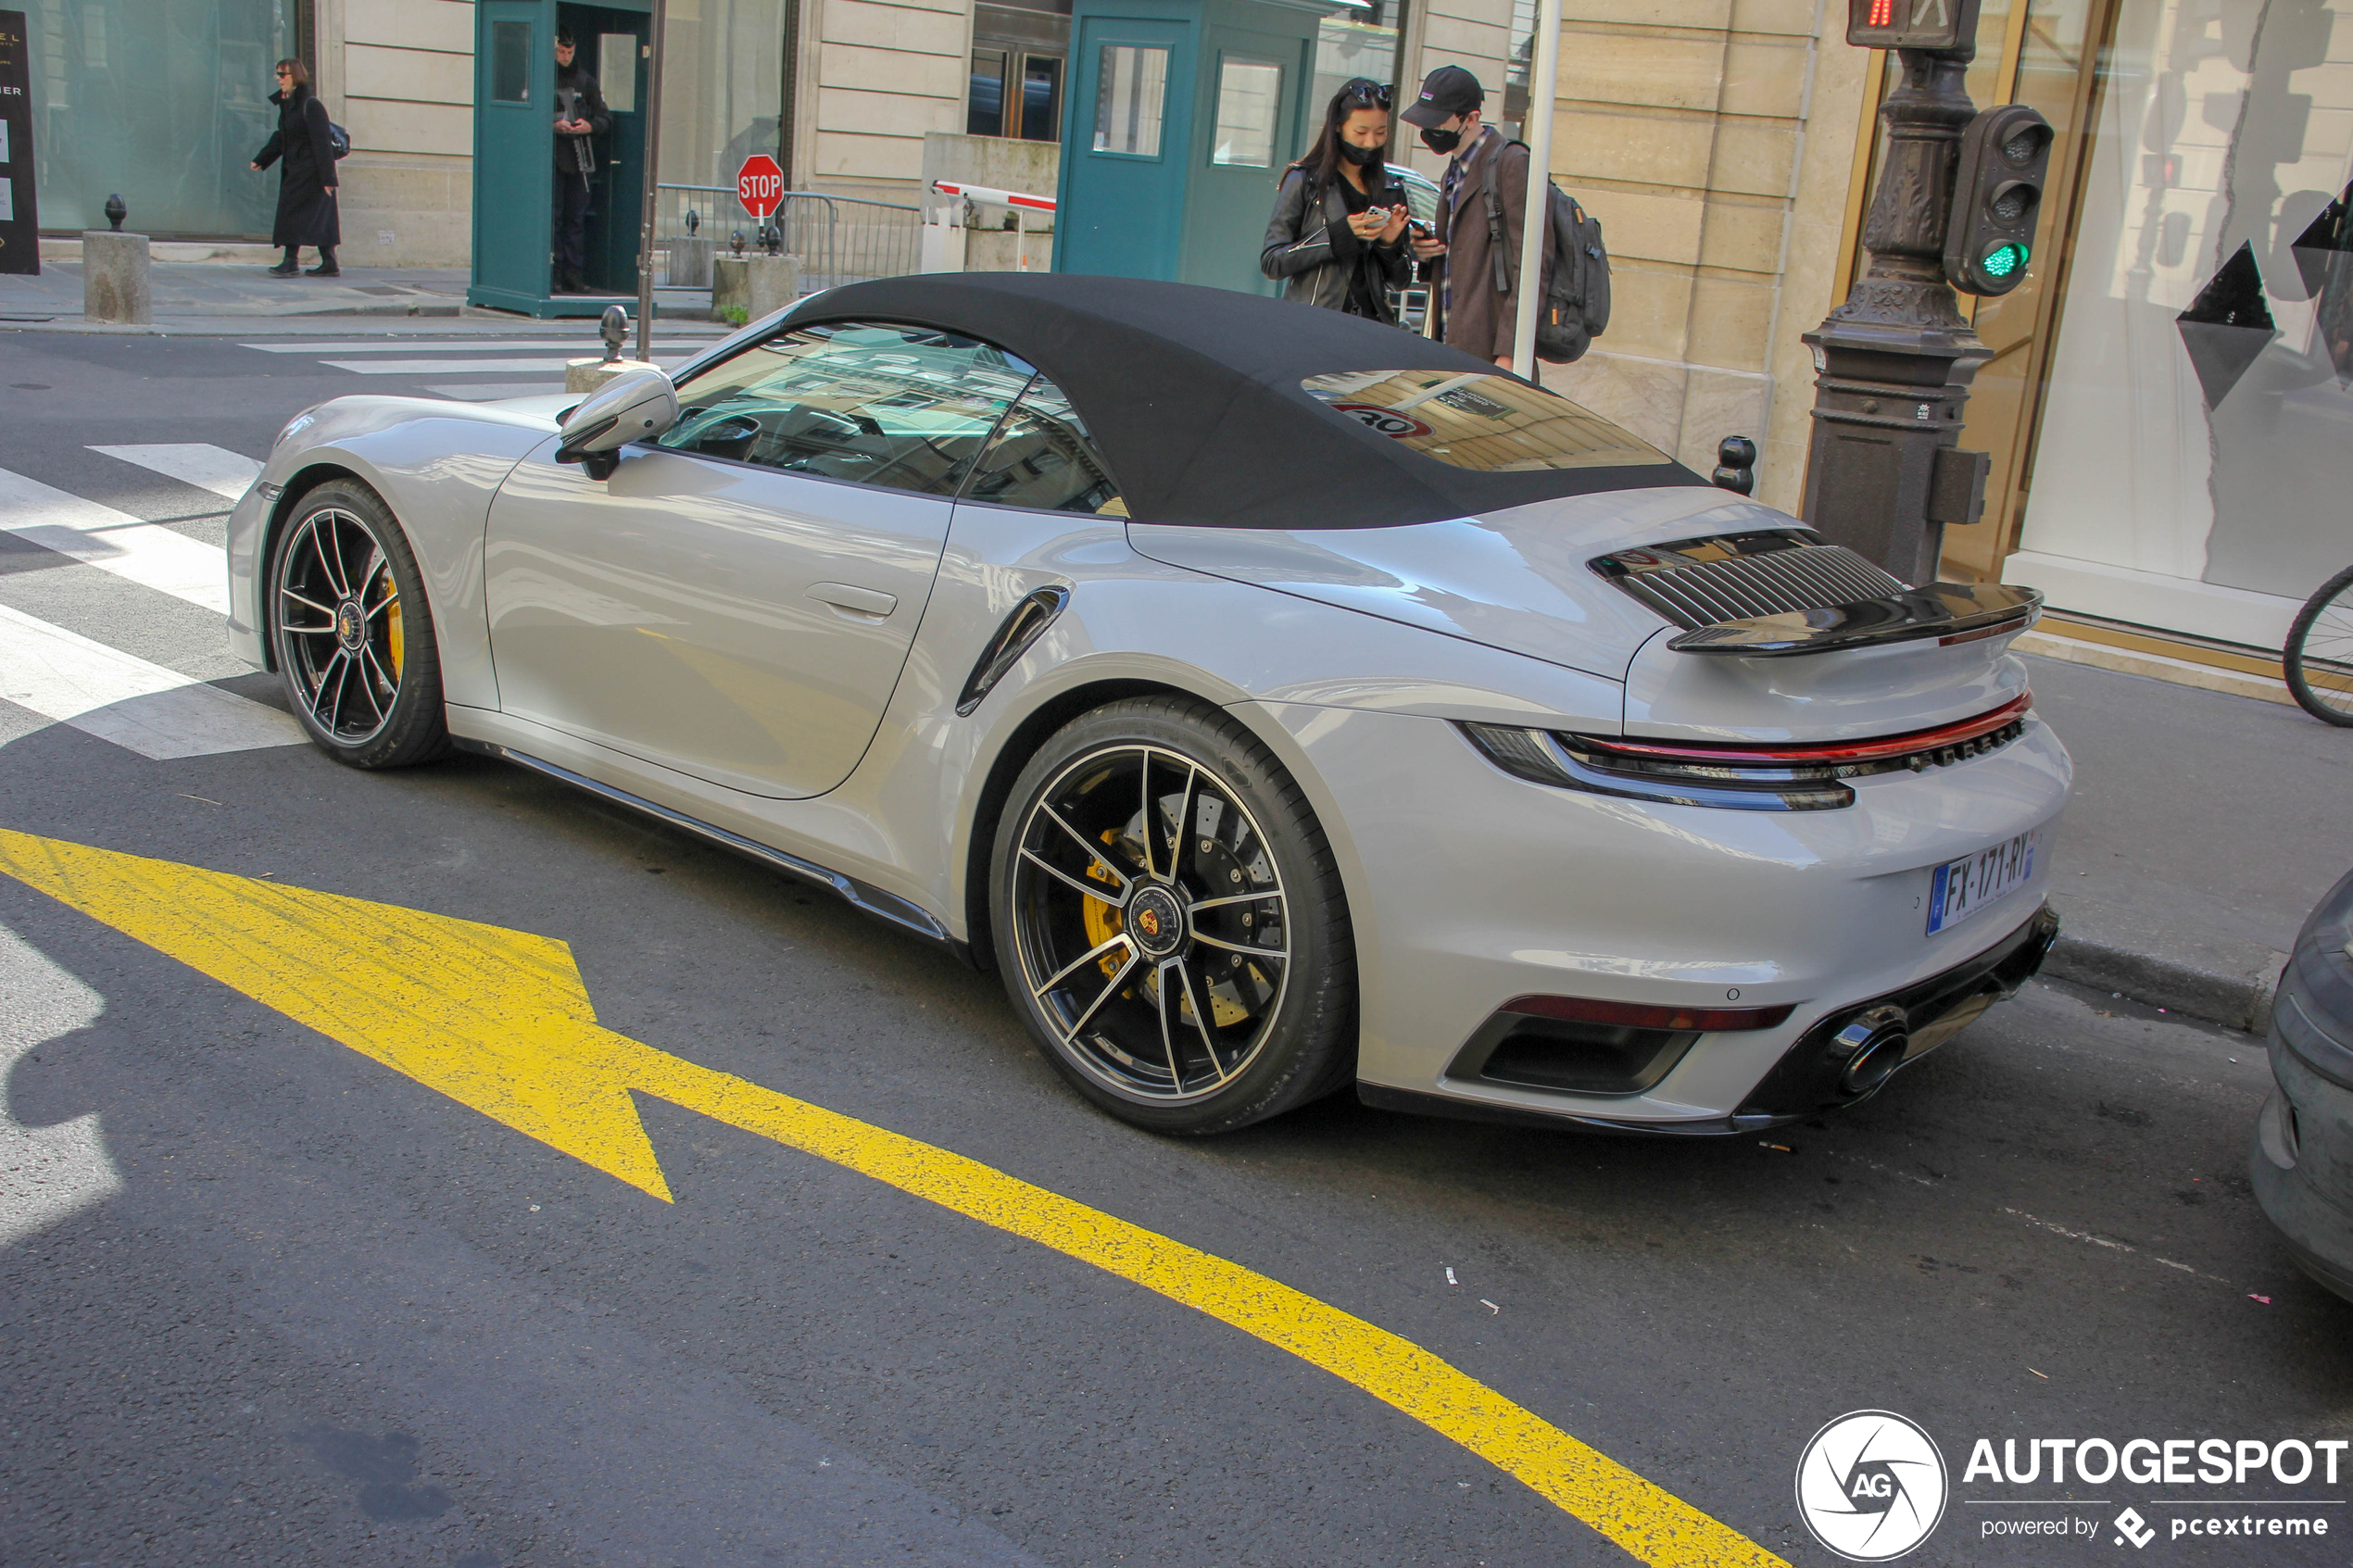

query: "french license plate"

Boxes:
[1926, 829, 2040, 935]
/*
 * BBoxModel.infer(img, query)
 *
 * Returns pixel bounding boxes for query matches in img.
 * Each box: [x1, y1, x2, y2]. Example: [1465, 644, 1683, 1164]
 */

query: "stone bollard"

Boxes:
[667, 235, 717, 289]
[711, 254, 799, 323]
[563, 358, 661, 395]
[83, 230, 153, 325]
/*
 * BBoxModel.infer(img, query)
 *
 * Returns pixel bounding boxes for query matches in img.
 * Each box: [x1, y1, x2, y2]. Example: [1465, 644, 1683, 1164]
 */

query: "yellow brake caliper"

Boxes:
[382, 572, 404, 682]
[1081, 830, 1126, 978]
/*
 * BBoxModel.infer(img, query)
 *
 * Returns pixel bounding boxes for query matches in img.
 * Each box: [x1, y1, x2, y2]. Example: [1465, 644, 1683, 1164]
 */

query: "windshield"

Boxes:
[1301, 370, 1667, 472]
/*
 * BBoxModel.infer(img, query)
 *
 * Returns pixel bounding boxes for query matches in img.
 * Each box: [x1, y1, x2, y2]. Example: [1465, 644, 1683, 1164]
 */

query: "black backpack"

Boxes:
[1480, 141, 1611, 364]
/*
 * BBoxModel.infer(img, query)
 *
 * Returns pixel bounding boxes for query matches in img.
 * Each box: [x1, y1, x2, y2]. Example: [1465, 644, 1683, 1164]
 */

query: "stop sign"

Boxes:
[736, 155, 786, 219]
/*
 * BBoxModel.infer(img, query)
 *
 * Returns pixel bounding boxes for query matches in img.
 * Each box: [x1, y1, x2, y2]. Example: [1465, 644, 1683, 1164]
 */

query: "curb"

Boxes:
[2045, 933, 2290, 1035]
[2, 302, 465, 332]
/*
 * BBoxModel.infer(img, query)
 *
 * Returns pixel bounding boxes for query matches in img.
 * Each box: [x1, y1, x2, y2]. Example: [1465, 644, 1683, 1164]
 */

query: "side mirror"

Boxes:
[557, 369, 678, 480]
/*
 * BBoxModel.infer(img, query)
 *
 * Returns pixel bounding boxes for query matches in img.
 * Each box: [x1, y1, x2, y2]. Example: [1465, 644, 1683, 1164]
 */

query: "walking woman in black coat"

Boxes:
[250, 59, 340, 276]
[1260, 78, 1412, 321]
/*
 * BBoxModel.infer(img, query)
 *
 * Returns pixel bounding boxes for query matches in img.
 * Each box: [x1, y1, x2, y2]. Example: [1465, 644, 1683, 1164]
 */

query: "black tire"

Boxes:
[269, 481, 451, 768]
[989, 696, 1357, 1135]
[2286, 562, 2353, 727]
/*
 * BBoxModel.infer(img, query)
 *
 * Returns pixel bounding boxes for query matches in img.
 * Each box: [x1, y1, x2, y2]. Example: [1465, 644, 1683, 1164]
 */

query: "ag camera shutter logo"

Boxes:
[1795, 1411, 1949, 1561]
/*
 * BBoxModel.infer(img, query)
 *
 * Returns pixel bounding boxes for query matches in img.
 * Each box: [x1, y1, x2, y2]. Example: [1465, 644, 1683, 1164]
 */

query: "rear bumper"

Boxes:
[1360, 902, 2058, 1135]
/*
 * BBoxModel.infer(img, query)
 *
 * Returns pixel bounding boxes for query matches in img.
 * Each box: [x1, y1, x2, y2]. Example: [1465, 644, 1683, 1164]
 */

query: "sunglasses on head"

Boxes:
[1340, 80, 1391, 107]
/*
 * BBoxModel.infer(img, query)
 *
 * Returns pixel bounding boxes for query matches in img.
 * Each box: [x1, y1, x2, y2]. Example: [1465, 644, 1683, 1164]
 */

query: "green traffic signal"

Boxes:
[1946, 106, 2051, 295]
[1982, 242, 2028, 280]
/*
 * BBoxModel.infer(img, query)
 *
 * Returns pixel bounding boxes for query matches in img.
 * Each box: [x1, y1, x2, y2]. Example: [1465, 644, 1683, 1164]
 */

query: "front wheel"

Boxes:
[270, 481, 450, 767]
[2286, 562, 2353, 727]
[990, 696, 1356, 1135]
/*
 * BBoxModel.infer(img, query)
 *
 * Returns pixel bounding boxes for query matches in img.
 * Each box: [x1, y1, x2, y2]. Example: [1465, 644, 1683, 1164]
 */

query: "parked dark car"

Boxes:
[2252, 866, 2353, 1300]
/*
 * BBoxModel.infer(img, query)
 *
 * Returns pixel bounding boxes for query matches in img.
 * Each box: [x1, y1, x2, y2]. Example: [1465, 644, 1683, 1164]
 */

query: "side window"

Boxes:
[657, 321, 1035, 497]
[958, 376, 1126, 516]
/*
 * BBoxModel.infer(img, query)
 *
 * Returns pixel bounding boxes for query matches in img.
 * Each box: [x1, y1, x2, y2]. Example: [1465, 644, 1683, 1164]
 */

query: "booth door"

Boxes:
[1055, 17, 1197, 279]
[560, 3, 651, 298]
[1178, 20, 1314, 295]
[472, 0, 553, 307]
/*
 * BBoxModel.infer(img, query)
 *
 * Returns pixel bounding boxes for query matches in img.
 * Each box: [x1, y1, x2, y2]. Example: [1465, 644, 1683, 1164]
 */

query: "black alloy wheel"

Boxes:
[991, 696, 1356, 1135]
[270, 482, 450, 768]
[2286, 561, 2353, 726]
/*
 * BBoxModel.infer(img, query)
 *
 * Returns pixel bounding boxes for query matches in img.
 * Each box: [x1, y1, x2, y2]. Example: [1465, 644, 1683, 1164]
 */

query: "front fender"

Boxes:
[231, 396, 560, 709]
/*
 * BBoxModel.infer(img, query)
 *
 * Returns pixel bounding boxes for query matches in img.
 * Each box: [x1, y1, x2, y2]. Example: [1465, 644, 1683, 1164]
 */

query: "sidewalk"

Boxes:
[0, 260, 717, 330]
[0, 259, 472, 322]
[2027, 652, 2348, 1033]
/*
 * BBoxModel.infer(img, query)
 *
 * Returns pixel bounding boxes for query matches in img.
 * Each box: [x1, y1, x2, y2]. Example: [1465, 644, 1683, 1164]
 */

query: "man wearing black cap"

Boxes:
[1402, 65, 1528, 370]
[551, 29, 610, 295]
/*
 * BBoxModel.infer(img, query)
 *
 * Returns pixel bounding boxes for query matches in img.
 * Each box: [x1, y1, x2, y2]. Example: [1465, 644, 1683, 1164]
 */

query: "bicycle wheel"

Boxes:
[2286, 562, 2353, 726]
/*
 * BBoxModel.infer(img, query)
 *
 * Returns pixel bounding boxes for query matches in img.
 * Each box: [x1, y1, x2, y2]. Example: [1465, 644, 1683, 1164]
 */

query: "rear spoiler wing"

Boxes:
[1586, 530, 2042, 659]
[1666, 583, 2043, 658]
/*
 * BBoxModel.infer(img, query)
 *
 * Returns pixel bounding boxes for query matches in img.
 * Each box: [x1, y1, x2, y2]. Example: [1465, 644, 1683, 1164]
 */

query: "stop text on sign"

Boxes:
[737, 155, 786, 219]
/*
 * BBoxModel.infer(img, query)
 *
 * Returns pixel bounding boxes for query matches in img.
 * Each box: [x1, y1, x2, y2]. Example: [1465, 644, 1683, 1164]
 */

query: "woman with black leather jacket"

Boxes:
[1260, 79, 1412, 322]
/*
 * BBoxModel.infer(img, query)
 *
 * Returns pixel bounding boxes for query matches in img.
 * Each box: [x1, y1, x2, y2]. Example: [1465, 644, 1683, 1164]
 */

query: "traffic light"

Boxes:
[1944, 105, 2053, 295]
[1846, 0, 1981, 51]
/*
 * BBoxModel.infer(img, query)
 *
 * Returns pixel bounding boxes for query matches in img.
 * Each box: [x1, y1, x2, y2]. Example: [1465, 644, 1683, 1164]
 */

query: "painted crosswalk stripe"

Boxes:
[427, 383, 570, 402]
[0, 467, 229, 615]
[320, 358, 692, 376]
[0, 605, 302, 759]
[88, 444, 263, 503]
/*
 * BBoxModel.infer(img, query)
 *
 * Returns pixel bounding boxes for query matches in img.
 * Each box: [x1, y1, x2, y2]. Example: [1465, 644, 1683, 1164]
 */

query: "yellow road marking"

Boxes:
[0, 828, 1784, 1568]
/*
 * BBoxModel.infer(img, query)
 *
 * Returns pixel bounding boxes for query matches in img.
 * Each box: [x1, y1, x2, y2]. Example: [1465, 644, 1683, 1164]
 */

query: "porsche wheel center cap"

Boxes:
[334, 600, 365, 653]
[1126, 884, 1187, 959]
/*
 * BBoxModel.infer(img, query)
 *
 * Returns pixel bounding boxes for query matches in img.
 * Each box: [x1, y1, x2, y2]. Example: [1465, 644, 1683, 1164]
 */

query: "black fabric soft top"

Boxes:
[779, 271, 1699, 531]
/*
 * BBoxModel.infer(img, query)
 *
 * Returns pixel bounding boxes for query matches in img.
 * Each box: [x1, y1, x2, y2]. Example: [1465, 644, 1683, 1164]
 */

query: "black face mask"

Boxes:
[1338, 141, 1384, 168]
[1418, 124, 1463, 154]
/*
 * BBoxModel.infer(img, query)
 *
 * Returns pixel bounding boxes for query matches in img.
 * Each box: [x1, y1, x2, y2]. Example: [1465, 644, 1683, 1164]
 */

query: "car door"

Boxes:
[483, 320, 1036, 798]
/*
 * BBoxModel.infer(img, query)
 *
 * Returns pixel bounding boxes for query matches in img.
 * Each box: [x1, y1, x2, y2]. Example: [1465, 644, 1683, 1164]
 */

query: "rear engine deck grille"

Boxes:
[1590, 530, 1906, 629]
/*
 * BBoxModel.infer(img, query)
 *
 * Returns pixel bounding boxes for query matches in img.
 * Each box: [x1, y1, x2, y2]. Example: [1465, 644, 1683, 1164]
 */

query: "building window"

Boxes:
[490, 19, 532, 103]
[25, 0, 302, 236]
[1311, 0, 1405, 149]
[1093, 44, 1168, 157]
[970, 49, 1009, 136]
[969, 0, 1068, 142]
[1021, 54, 1062, 142]
[1211, 57, 1283, 167]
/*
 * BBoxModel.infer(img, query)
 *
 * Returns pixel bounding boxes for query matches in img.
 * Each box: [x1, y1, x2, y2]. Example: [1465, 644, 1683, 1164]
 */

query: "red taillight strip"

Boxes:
[1593, 693, 2031, 766]
[1500, 995, 1795, 1031]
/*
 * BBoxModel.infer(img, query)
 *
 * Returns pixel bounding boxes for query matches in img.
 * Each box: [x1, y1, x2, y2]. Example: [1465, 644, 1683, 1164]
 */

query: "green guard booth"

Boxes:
[1054, 0, 1332, 292]
[470, 0, 652, 316]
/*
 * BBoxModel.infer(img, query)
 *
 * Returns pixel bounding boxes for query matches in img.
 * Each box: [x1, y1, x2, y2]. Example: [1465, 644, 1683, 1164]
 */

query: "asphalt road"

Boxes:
[2, 326, 2347, 1568]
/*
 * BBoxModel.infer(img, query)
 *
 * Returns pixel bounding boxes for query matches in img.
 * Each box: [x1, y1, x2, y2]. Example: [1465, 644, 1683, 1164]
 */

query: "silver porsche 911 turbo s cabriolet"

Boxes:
[225, 272, 2069, 1136]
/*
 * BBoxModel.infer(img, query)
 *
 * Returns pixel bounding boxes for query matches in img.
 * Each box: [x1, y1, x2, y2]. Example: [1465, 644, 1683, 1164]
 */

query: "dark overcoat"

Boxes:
[254, 86, 341, 249]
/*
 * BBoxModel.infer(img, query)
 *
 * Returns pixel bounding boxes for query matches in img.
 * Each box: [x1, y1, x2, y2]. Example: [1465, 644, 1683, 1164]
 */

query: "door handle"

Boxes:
[807, 582, 898, 619]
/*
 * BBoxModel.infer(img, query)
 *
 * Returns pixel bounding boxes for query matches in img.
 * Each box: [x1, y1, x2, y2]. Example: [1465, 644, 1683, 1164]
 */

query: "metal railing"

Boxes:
[654, 183, 924, 294]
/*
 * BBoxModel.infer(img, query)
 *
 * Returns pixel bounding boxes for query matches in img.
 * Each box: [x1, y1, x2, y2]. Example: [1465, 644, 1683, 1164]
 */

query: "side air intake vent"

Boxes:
[1589, 528, 1906, 629]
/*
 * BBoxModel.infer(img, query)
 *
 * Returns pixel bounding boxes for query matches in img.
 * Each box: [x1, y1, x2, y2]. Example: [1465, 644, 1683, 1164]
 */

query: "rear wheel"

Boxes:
[990, 696, 1356, 1135]
[270, 482, 450, 768]
[2286, 563, 2353, 727]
